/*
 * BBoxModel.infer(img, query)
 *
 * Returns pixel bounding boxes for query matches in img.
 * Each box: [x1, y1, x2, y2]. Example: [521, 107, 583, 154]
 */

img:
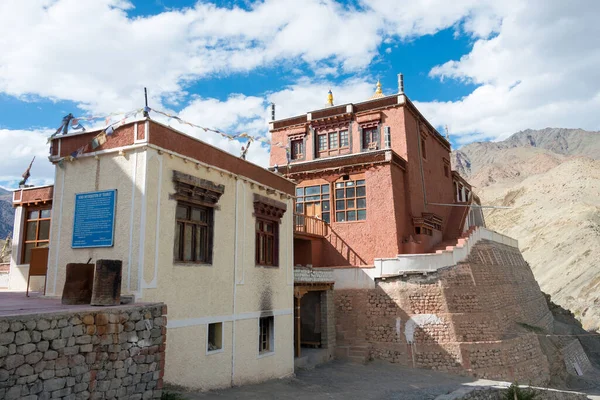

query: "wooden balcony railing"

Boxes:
[294, 213, 328, 237]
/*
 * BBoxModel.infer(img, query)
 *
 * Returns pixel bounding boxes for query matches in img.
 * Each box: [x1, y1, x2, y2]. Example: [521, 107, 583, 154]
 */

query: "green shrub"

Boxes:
[161, 391, 186, 400]
[503, 382, 537, 400]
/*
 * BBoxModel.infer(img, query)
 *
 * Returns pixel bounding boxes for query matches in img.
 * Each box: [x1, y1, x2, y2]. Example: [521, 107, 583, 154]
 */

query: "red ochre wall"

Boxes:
[334, 240, 554, 385]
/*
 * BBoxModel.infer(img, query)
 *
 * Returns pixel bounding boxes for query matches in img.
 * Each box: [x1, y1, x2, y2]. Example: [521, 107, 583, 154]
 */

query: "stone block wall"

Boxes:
[0, 303, 166, 400]
[334, 240, 554, 384]
[561, 339, 592, 376]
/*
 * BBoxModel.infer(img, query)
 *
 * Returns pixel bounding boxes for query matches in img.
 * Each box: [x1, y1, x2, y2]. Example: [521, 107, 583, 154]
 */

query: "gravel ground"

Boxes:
[168, 360, 477, 400]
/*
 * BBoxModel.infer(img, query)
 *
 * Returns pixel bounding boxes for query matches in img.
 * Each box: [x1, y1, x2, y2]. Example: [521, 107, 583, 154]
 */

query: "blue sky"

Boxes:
[1, 0, 599, 189]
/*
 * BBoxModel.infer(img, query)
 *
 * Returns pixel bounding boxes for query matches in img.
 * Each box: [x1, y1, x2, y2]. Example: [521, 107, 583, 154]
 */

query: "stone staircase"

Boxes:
[431, 226, 477, 254]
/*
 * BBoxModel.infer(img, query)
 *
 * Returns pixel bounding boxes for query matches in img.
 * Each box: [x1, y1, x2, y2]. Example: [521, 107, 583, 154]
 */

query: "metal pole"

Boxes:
[143, 87, 149, 118]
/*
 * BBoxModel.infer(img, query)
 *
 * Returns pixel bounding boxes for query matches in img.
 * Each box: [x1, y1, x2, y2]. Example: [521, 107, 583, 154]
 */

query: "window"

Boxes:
[421, 137, 427, 159]
[316, 130, 350, 156]
[444, 165, 449, 178]
[296, 184, 330, 223]
[291, 139, 304, 160]
[22, 208, 51, 264]
[318, 134, 327, 151]
[362, 127, 378, 150]
[334, 179, 366, 222]
[256, 219, 277, 266]
[174, 203, 213, 263]
[259, 316, 274, 354]
[339, 130, 349, 147]
[207, 322, 223, 353]
[328, 132, 338, 149]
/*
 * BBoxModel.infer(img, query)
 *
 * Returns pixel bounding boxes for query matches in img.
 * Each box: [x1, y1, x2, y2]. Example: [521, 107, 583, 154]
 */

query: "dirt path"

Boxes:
[170, 360, 477, 400]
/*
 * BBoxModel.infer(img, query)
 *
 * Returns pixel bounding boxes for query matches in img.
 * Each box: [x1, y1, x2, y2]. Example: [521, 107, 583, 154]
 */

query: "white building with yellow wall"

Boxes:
[42, 119, 296, 389]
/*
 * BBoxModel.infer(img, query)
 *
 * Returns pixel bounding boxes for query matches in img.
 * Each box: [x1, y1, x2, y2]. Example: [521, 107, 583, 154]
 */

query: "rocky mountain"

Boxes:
[0, 187, 14, 242]
[452, 128, 600, 331]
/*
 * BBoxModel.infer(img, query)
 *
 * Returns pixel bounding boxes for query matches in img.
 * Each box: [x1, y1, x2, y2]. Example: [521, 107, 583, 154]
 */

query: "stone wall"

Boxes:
[335, 240, 554, 384]
[448, 386, 588, 400]
[0, 303, 166, 400]
[561, 339, 593, 376]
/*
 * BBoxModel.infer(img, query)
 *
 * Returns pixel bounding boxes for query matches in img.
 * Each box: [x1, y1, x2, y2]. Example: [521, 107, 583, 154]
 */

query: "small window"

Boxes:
[174, 203, 213, 264]
[259, 316, 274, 354]
[291, 139, 304, 160]
[339, 130, 349, 147]
[362, 127, 378, 150]
[444, 165, 449, 177]
[421, 137, 427, 159]
[328, 132, 338, 149]
[318, 134, 327, 151]
[256, 219, 278, 266]
[207, 322, 223, 353]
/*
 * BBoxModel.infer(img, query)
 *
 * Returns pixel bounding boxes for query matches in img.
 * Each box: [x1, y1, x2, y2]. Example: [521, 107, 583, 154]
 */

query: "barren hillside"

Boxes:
[452, 128, 600, 331]
[0, 187, 13, 241]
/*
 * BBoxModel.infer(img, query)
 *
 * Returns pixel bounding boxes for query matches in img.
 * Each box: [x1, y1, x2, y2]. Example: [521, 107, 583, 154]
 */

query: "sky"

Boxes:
[1, 0, 599, 189]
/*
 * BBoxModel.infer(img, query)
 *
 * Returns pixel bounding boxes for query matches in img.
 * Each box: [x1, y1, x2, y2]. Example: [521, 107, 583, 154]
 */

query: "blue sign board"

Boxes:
[72, 189, 117, 248]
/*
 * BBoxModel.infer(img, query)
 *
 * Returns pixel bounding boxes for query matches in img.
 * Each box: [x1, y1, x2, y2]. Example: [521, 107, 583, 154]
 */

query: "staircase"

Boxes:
[431, 226, 477, 254]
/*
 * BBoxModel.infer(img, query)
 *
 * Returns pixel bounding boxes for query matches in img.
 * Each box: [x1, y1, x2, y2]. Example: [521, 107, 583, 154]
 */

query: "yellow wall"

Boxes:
[47, 143, 294, 390]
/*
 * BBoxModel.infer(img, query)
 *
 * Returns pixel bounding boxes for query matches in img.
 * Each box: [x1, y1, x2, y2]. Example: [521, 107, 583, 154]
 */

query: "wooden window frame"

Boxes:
[253, 194, 286, 268]
[21, 207, 51, 265]
[316, 129, 350, 158]
[255, 218, 278, 267]
[361, 126, 379, 151]
[295, 184, 331, 224]
[259, 316, 274, 354]
[334, 179, 367, 222]
[174, 202, 214, 264]
[290, 138, 304, 160]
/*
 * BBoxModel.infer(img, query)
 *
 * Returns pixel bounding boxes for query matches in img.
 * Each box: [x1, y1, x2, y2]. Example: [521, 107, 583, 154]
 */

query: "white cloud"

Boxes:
[420, 0, 600, 144]
[0, 129, 55, 188]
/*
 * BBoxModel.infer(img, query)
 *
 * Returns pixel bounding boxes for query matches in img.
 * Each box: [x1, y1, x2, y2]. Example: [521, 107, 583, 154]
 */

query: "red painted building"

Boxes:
[269, 79, 478, 268]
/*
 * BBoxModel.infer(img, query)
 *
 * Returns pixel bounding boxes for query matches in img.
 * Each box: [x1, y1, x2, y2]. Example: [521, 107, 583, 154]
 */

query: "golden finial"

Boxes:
[327, 89, 334, 106]
[370, 79, 384, 99]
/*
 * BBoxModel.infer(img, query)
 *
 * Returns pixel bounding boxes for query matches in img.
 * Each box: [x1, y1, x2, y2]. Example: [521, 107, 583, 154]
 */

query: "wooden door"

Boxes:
[305, 203, 322, 219]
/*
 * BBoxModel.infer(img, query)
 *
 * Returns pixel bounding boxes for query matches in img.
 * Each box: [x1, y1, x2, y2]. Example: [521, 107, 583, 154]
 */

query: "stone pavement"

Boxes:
[169, 360, 600, 400]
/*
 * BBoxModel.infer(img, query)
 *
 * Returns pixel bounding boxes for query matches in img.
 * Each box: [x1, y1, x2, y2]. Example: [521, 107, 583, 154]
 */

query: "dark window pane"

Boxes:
[266, 223, 273, 233]
[336, 200, 345, 210]
[356, 187, 366, 197]
[184, 224, 193, 261]
[296, 187, 304, 196]
[346, 188, 355, 198]
[345, 181, 355, 187]
[322, 194, 329, 200]
[191, 208, 204, 222]
[175, 222, 183, 260]
[305, 195, 320, 201]
[40, 209, 51, 218]
[297, 197, 304, 203]
[346, 199, 355, 209]
[27, 210, 39, 219]
[357, 198, 366, 208]
[23, 243, 35, 264]
[305, 186, 321, 195]
[26, 221, 37, 241]
[336, 212, 345, 222]
[321, 185, 330, 194]
[335, 182, 344, 188]
[357, 180, 365, 186]
[176, 205, 188, 219]
[357, 210, 367, 220]
[335, 189, 344, 199]
[296, 203, 304, 213]
[322, 201, 330, 211]
[38, 220, 50, 241]
[347, 211, 356, 221]
[322, 213, 330, 223]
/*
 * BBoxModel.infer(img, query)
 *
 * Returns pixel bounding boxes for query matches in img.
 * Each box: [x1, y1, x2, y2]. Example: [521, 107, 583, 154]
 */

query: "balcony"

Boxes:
[294, 213, 328, 238]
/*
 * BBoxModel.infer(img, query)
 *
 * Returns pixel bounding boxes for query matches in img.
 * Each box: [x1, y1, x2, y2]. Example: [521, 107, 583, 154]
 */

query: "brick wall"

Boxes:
[334, 240, 554, 384]
[0, 303, 166, 400]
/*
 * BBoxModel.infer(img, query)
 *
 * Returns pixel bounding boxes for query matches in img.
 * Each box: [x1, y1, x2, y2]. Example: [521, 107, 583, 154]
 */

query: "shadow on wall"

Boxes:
[322, 227, 368, 267]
